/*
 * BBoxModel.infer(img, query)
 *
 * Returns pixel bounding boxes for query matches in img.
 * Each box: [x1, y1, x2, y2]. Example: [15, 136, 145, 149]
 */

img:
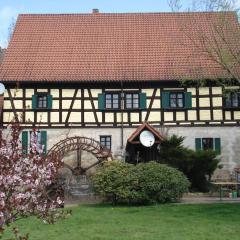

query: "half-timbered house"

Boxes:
[0, 10, 239, 177]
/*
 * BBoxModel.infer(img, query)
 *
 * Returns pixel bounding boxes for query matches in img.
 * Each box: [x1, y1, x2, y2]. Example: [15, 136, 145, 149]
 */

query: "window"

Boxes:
[30, 131, 42, 153]
[105, 93, 120, 109]
[169, 92, 184, 108]
[224, 92, 240, 108]
[195, 138, 221, 154]
[100, 136, 111, 150]
[22, 130, 47, 155]
[202, 138, 214, 150]
[32, 94, 52, 110]
[125, 93, 139, 109]
[37, 94, 48, 109]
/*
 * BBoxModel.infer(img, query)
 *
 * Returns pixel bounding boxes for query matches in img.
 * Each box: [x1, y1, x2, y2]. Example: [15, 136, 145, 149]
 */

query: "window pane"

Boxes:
[202, 138, 213, 150]
[170, 93, 176, 99]
[170, 99, 176, 107]
[106, 94, 112, 99]
[232, 93, 238, 107]
[178, 98, 183, 107]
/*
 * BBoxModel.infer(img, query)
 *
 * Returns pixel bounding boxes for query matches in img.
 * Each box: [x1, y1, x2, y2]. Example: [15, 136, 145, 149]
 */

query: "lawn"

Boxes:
[2, 203, 240, 240]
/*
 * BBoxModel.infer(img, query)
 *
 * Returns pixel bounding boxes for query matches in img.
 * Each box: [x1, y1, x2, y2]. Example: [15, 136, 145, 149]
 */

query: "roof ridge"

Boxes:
[18, 11, 236, 17]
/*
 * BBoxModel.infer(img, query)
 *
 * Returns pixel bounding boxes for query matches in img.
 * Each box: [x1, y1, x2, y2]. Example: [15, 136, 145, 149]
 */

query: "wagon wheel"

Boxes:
[46, 137, 113, 199]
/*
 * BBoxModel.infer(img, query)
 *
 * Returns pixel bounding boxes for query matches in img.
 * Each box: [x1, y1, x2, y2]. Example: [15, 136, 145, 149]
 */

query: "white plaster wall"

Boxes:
[19, 126, 240, 175]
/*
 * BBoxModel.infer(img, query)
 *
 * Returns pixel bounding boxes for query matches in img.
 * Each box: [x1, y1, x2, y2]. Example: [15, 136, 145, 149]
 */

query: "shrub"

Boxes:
[158, 135, 220, 192]
[91, 161, 190, 205]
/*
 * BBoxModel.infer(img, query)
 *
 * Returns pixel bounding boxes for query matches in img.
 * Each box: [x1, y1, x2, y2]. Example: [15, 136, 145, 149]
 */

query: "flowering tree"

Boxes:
[0, 122, 66, 237]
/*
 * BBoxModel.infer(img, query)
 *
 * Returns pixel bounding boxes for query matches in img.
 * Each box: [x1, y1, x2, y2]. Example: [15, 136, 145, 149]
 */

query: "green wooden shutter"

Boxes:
[195, 138, 202, 151]
[98, 93, 105, 110]
[139, 93, 147, 109]
[32, 95, 37, 109]
[22, 131, 28, 155]
[47, 95, 53, 109]
[161, 92, 170, 109]
[184, 92, 192, 108]
[214, 138, 221, 155]
[41, 131, 47, 155]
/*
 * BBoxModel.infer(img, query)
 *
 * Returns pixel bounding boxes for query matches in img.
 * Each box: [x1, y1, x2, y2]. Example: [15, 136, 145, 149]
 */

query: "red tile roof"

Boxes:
[0, 11, 239, 82]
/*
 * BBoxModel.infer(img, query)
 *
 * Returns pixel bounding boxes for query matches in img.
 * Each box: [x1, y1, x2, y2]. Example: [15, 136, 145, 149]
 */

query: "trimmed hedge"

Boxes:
[91, 161, 190, 205]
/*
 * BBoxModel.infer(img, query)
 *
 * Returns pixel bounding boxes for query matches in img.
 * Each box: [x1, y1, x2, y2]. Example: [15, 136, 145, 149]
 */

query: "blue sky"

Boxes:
[0, 0, 239, 48]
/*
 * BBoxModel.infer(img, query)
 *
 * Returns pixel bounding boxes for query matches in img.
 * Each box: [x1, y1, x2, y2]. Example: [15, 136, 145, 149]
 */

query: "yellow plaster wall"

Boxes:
[73, 100, 81, 109]
[84, 90, 89, 97]
[152, 99, 161, 109]
[51, 112, 59, 123]
[25, 100, 32, 109]
[148, 112, 161, 122]
[164, 112, 173, 121]
[25, 89, 34, 98]
[13, 100, 23, 109]
[200, 110, 211, 120]
[212, 87, 222, 95]
[199, 98, 210, 107]
[3, 112, 14, 122]
[234, 111, 240, 120]
[62, 100, 72, 109]
[37, 89, 48, 93]
[212, 97, 222, 107]
[188, 110, 197, 120]
[176, 112, 185, 121]
[62, 89, 75, 98]
[192, 98, 196, 108]
[225, 111, 231, 120]
[105, 113, 114, 123]
[10, 89, 23, 98]
[84, 100, 92, 109]
[141, 89, 154, 97]
[117, 113, 128, 123]
[131, 113, 139, 122]
[3, 100, 11, 109]
[25, 112, 34, 122]
[62, 112, 68, 122]
[97, 112, 102, 122]
[199, 87, 209, 95]
[51, 89, 59, 97]
[52, 100, 59, 109]
[187, 88, 196, 95]
[91, 89, 102, 98]
[69, 112, 81, 122]
[213, 110, 223, 120]
[37, 112, 48, 122]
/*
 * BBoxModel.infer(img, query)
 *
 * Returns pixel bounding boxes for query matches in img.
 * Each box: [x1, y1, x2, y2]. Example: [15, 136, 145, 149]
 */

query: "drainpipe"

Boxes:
[121, 80, 124, 150]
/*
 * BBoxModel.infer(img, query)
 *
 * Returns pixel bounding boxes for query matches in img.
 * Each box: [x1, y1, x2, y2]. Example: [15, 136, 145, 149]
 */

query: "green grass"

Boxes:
[2, 203, 240, 240]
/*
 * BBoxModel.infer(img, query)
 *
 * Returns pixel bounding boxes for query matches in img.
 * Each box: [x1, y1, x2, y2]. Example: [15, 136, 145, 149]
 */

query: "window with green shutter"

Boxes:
[161, 92, 170, 109]
[98, 93, 105, 110]
[22, 131, 28, 155]
[195, 138, 221, 155]
[40, 131, 47, 155]
[32, 95, 37, 109]
[214, 138, 221, 155]
[139, 93, 146, 109]
[195, 138, 202, 151]
[32, 93, 52, 110]
[184, 92, 192, 108]
[47, 95, 53, 109]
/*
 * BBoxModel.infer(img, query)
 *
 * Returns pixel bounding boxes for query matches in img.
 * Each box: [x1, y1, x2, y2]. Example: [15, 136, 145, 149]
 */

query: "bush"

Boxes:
[158, 135, 220, 192]
[91, 161, 190, 205]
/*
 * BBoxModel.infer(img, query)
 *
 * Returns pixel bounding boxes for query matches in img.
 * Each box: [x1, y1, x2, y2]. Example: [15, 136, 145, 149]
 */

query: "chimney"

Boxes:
[92, 9, 99, 14]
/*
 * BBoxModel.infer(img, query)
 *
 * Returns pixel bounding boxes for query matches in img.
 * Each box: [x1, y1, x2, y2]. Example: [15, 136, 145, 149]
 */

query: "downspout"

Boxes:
[121, 80, 124, 150]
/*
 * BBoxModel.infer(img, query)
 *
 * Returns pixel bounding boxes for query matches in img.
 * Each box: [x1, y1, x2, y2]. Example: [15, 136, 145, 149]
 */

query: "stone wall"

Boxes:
[45, 126, 240, 173]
